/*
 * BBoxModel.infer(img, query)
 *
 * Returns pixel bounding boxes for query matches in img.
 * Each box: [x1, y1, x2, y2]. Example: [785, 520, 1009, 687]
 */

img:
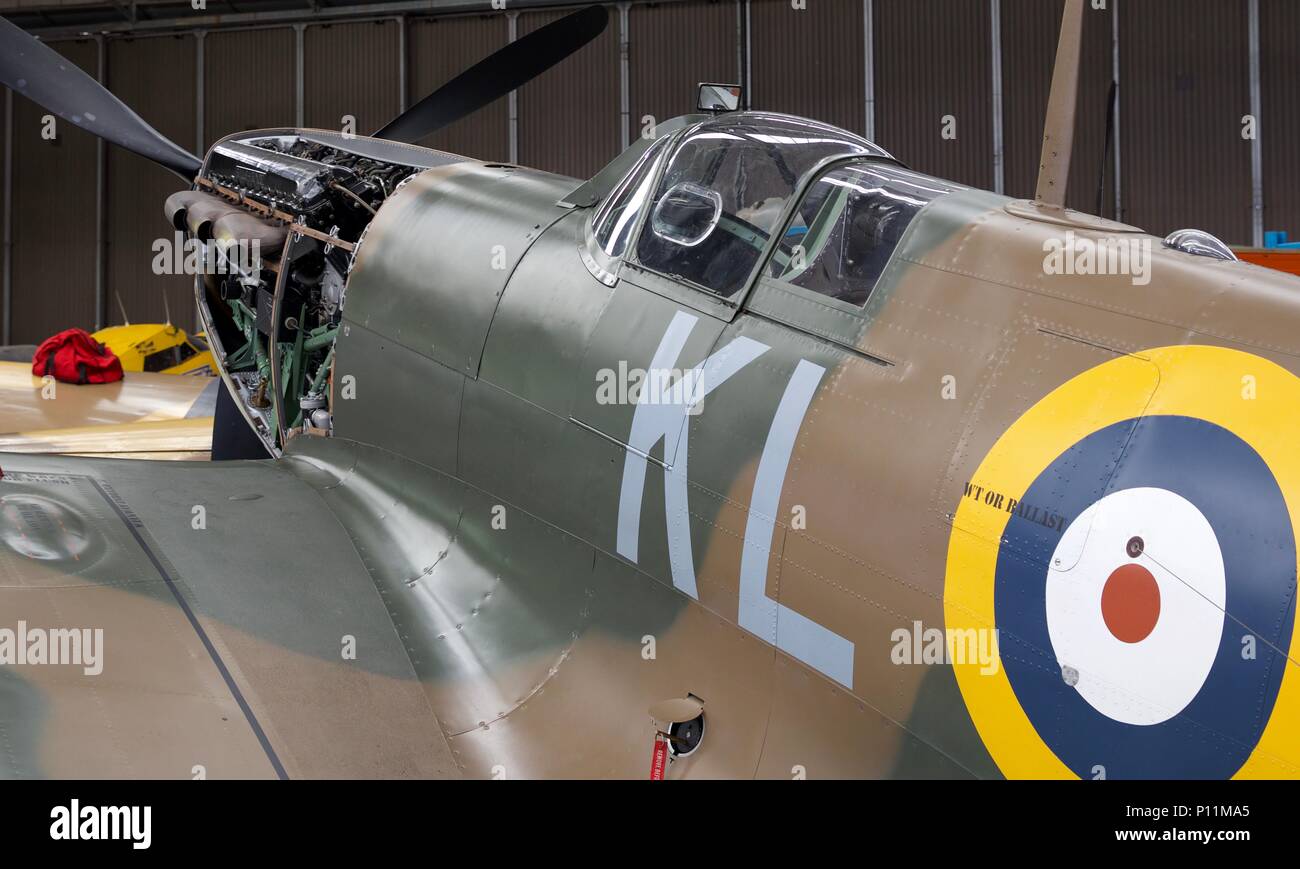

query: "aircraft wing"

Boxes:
[0, 418, 213, 460]
[0, 450, 458, 779]
[0, 362, 218, 459]
[0, 361, 217, 429]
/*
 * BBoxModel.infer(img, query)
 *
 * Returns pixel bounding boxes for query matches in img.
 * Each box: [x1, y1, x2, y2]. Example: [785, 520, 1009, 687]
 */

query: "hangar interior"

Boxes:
[0, 0, 1293, 344]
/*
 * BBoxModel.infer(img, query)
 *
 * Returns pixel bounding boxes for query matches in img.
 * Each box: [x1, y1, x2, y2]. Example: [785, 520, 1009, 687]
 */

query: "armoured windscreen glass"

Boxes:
[594, 135, 671, 258]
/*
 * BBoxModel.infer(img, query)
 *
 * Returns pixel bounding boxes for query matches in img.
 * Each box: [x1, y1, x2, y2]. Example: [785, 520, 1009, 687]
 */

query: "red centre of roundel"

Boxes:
[1101, 563, 1161, 643]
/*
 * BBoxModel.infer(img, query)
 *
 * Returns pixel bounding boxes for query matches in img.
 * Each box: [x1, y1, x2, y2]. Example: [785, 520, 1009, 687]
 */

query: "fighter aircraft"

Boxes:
[0, 0, 1294, 779]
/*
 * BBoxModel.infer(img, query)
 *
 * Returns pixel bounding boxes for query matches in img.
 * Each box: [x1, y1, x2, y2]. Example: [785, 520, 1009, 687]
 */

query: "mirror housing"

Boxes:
[697, 82, 742, 113]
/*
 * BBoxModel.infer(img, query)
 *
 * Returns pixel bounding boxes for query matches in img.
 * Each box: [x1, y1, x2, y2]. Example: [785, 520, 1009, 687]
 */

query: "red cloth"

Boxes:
[32, 328, 124, 385]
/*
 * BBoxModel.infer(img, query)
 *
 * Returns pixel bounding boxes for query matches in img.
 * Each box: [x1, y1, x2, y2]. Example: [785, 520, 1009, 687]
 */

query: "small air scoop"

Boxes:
[1163, 229, 1238, 262]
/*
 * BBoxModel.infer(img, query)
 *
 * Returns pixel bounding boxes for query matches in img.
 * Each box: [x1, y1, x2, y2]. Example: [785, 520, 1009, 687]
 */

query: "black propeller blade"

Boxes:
[0, 16, 202, 179]
[374, 4, 608, 144]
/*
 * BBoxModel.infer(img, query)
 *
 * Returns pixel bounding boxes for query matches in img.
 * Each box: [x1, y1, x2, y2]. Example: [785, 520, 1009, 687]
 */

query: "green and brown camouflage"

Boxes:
[0, 0, 1296, 780]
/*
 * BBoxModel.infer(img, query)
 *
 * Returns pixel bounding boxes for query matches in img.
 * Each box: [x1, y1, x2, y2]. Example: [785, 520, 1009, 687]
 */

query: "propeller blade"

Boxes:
[0, 16, 202, 178]
[1035, 0, 1085, 207]
[374, 4, 608, 144]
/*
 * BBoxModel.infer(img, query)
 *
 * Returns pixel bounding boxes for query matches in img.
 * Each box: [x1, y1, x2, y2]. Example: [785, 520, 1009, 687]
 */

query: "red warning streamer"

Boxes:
[649, 734, 668, 780]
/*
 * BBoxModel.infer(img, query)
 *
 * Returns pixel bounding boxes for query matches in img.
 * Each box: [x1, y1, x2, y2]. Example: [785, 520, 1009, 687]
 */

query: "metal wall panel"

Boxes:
[10, 39, 98, 342]
[517, 7, 622, 180]
[628, 0, 738, 143]
[408, 14, 510, 161]
[1001, 0, 1114, 212]
[106, 33, 196, 328]
[1261, 0, 1299, 240]
[874, 0, 993, 189]
[204, 27, 297, 148]
[749, 0, 864, 136]
[304, 19, 402, 136]
[1121, 0, 1251, 242]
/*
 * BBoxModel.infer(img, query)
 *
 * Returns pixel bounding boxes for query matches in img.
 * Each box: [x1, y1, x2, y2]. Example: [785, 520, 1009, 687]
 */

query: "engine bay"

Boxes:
[167, 131, 435, 453]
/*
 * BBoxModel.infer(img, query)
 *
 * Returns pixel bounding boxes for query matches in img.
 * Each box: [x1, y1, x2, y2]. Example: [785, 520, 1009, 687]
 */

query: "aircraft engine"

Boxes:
[175, 131, 441, 453]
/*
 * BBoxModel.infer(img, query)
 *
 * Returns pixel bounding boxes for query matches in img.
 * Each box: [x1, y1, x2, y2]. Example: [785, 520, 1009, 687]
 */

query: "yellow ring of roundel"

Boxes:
[944, 344, 1300, 780]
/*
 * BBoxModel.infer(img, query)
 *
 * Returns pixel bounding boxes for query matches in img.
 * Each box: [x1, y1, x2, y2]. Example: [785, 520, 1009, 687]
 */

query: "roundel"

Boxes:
[944, 345, 1300, 779]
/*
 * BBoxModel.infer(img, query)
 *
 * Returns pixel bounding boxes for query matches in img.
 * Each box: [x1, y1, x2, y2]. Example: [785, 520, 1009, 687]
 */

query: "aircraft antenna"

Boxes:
[162, 292, 172, 326]
[115, 291, 130, 326]
[1035, 0, 1086, 208]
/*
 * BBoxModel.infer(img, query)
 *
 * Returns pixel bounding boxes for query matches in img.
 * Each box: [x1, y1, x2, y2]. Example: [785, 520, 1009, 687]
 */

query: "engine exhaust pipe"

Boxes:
[212, 211, 289, 254]
[163, 190, 207, 231]
[183, 192, 243, 242]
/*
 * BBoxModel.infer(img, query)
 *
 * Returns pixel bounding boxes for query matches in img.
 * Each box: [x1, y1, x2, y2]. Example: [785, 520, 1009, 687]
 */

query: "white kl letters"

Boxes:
[616, 311, 855, 687]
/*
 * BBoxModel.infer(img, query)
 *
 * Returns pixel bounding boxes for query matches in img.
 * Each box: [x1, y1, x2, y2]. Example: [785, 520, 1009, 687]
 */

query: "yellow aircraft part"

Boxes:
[0, 417, 211, 459]
[92, 323, 215, 376]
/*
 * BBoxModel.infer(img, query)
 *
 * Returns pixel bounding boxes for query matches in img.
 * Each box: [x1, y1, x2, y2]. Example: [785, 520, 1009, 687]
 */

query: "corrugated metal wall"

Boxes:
[10, 39, 98, 343]
[629, 0, 738, 144]
[3, 1, 1293, 342]
[204, 28, 297, 147]
[408, 14, 510, 161]
[1001, 0, 1114, 212]
[1121, 0, 1252, 241]
[749, 0, 864, 136]
[106, 33, 196, 329]
[1261, 0, 1299, 240]
[875, 0, 993, 190]
[304, 19, 401, 136]
[517, 7, 621, 180]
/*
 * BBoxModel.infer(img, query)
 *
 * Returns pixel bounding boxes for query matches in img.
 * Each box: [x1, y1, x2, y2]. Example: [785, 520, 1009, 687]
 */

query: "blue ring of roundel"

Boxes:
[994, 414, 1297, 779]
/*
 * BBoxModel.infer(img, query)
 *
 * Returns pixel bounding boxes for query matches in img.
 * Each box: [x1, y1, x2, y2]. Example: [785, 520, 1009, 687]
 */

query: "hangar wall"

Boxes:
[10, 37, 98, 342]
[0, 0, 1290, 343]
[1261, 0, 1300, 241]
[1122, 0, 1252, 245]
[106, 34, 197, 338]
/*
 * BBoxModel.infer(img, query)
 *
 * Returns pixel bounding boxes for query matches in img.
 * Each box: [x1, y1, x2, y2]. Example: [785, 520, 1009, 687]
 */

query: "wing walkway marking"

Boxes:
[85, 475, 289, 780]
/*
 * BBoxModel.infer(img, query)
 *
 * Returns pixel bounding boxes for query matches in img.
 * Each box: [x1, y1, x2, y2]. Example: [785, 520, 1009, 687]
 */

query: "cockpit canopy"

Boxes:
[586, 112, 959, 306]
